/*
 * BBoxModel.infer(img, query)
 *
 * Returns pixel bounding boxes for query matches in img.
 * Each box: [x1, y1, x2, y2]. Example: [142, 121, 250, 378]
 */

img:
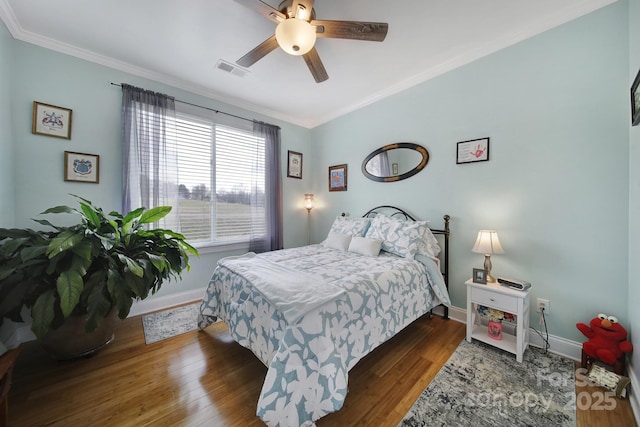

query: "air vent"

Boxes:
[215, 59, 250, 77]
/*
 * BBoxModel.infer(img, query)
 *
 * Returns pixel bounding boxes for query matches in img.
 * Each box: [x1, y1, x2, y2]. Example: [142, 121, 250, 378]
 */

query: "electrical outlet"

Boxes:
[536, 298, 550, 314]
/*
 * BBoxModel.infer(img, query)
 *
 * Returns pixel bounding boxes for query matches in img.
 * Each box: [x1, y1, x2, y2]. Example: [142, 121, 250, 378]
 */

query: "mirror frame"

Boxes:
[361, 142, 429, 182]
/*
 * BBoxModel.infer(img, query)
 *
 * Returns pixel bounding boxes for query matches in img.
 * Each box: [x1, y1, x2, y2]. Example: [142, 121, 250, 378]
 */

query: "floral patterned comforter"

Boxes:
[198, 244, 450, 426]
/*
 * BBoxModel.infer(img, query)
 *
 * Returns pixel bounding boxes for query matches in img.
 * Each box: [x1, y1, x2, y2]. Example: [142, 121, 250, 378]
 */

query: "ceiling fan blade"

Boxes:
[303, 47, 328, 83]
[312, 20, 388, 42]
[237, 35, 279, 67]
[291, 0, 314, 20]
[233, 0, 286, 23]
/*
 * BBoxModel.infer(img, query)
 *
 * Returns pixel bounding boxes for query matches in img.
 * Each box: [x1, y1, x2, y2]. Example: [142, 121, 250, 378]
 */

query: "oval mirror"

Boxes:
[361, 143, 429, 182]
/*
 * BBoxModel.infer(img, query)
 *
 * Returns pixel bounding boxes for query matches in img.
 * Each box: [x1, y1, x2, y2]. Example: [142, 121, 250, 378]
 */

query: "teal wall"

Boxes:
[3, 36, 312, 300]
[0, 21, 13, 225]
[311, 2, 630, 343]
[1, 1, 637, 355]
[628, 0, 640, 394]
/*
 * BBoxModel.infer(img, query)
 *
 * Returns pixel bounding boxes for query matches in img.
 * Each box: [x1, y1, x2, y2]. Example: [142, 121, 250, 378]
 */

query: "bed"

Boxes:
[197, 206, 451, 426]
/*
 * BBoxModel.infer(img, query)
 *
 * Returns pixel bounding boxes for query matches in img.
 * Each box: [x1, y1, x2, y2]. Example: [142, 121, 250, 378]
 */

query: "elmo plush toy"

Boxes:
[577, 313, 633, 370]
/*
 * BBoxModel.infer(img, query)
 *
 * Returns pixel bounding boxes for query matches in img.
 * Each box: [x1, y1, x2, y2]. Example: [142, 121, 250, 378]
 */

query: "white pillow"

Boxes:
[364, 214, 429, 259]
[348, 236, 383, 257]
[417, 227, 441, 258]
[327, 215, 371, 237]
[323, 232, 352, 251]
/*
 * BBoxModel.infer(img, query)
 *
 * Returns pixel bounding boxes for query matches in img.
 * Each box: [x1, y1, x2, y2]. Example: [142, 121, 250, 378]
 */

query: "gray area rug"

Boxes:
[399, 339, 576, 427]
[141, 303, 199, 344]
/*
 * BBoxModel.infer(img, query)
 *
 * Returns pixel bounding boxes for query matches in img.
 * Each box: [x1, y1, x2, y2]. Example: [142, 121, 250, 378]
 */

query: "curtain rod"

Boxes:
[109, 82, 279, 128]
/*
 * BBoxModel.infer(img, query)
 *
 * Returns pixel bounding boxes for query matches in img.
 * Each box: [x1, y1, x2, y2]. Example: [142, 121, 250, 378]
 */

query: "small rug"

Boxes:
[399, 339, 576, 427]
[141, 303, 200, 344]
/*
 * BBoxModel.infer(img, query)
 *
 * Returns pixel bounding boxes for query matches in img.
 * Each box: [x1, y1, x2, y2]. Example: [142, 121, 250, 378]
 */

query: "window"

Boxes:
[175, 102, 266, 247]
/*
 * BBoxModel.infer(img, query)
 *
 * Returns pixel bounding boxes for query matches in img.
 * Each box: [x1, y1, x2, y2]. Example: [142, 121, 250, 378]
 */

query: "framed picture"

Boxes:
[328, 164, 348, 192]
[456, 137, 490, 164]
[64, 151, 99, 183]
[473, 268, 487, 284]
[632, 68, 640, 126]
[32, 101, 73, 139]
[392, 162, 399, 175]
[287, 150, 303, 179]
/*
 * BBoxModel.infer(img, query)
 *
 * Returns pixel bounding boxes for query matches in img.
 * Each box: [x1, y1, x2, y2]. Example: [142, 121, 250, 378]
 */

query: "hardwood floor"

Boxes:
[7, 310, 637, 426]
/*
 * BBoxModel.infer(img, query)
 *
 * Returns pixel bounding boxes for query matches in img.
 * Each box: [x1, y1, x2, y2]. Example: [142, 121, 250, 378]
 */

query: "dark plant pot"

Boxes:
[39, 310, 119, 359]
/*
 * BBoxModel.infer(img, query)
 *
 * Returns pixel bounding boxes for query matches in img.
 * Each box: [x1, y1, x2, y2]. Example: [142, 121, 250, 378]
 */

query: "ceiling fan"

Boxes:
[233, 0, 389, 83]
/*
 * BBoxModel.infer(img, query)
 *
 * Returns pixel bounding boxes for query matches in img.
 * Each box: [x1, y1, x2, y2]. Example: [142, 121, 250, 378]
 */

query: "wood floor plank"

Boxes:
[7, 310, 637, 427]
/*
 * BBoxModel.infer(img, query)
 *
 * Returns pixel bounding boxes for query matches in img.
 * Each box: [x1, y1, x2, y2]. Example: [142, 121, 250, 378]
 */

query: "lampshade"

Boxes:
[275, 19, 317, 56]
[304, 193, 314, 211]
[471, 230, 504, 255]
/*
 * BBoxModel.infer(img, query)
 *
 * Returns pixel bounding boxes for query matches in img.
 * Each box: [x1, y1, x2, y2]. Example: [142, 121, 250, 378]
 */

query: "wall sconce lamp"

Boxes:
[471, 230, 504, 283]
[304, 193, 314, 245]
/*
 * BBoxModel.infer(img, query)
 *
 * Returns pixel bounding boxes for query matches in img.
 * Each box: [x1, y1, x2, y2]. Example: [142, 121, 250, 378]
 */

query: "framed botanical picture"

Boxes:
[328, 164, 348, 192]
[287, 150, 303, 179]
[32, 101, 73, 139]
[456, 137, 490, 164]
[473, 268, 487, 284]
[632, 68, 640, 126]
[64, 151, 99, 183]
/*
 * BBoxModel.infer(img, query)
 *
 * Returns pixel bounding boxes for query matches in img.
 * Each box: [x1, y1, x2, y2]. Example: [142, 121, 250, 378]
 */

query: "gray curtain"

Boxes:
[249, 120, 283, 253]
[121, 84, 179, 229]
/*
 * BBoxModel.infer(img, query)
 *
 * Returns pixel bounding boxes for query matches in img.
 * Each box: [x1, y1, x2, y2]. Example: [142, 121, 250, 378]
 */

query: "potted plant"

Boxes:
[0, 195, 197, 358]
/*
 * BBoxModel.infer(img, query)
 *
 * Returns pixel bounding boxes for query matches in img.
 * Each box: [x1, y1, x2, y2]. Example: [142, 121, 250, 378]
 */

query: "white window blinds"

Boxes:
[175, 102, 266, 247]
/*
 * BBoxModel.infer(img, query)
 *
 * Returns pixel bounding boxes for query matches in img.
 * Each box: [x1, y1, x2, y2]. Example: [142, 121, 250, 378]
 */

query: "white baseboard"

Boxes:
[128, 288, 205, 317]
[2, 288, 206, 347]
[629, 361, 640, 424]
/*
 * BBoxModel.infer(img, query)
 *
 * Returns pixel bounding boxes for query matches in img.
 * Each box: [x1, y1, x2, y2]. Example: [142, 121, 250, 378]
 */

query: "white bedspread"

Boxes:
[199, 245, 450, 426]
[219, 253, 346, 324]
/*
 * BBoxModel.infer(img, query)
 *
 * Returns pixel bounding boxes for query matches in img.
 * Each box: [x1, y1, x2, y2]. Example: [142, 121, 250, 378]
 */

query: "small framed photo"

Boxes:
[456, 137, 490, 164]
[473, 268, 487, 284]
[64, 151, 99, 183]
[32, 101, 73, 139]
[328, 164, 348, 192]
[392, 162, 399, 175]
[287, 150, 303, 179]
[631, 68, 640, 126]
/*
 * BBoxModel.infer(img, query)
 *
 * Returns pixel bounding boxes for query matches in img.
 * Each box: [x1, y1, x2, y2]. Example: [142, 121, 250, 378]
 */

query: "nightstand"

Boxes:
[466, 279, 530, 362]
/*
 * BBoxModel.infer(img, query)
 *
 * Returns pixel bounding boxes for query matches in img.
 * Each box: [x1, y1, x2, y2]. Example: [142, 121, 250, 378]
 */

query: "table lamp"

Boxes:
[471, 230, 503, 283]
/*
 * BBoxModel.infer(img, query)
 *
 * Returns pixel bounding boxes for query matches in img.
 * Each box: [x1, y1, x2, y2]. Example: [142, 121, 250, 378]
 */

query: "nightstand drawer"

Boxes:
[471, 287, 517, 312]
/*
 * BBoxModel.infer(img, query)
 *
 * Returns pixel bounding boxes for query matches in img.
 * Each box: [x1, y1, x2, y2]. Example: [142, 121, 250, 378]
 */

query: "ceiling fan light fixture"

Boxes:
[275, 19, 316, 56]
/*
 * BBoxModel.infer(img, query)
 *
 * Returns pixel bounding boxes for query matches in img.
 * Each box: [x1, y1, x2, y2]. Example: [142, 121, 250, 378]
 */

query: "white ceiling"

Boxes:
[0, 0, 615, 128]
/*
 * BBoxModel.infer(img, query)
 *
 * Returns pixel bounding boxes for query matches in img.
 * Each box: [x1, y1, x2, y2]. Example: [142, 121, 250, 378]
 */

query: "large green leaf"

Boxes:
[20, 245, 48, 262]
[1, 237, 30, 256]
[56, 270, 84, 317]
[31, 290, 57, 339]
[85, 283, 111, 332]
[117, 254, 144, 277]
[138, 206, 171, 225]
[147, 254, 166, 272]
[123, 207, 145, 224]
[0, 282, 29, 318]
[0, 228, 34, 239]
[41, 205, 75, 215]
[79, 202, 101, 228]
[107, 270, 132, 318]
[71, 238, 94, 261]
[30, 219, 60, 230]
[46, 230, 84, 257]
